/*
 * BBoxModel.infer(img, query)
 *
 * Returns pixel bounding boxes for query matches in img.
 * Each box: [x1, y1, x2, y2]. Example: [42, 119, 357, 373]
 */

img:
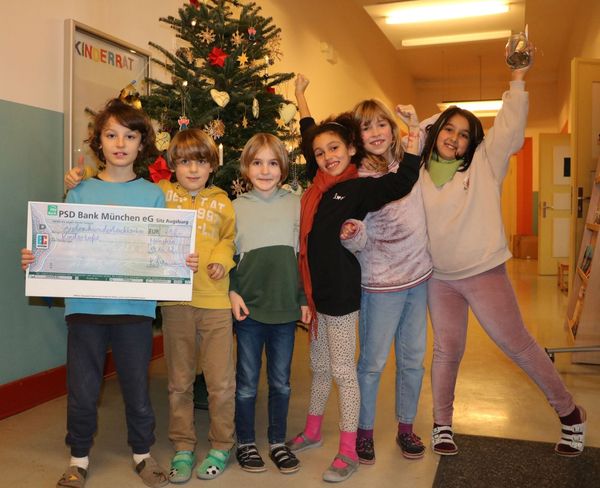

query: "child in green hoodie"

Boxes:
[229, 133, 310, 475]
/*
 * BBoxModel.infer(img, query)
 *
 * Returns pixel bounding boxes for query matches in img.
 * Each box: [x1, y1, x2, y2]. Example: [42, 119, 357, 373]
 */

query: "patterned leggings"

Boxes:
[308, 311, 360, 432]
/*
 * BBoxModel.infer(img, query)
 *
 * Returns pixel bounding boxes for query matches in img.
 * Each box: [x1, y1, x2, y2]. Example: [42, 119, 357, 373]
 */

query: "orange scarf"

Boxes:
[299, 165, 359, 339]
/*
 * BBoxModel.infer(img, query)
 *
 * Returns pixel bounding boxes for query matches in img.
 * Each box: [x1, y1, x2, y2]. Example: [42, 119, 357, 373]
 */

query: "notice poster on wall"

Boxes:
[64, 20, 150, 177]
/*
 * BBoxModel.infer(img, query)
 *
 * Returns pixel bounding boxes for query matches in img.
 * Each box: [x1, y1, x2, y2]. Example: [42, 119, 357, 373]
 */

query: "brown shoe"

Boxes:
[135, 457, 168, 488]
[56, 465, 87, 488]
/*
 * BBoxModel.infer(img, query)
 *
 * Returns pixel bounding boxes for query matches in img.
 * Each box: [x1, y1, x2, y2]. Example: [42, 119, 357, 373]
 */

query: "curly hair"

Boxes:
[87, 98, 158, 176]
[421, 106, 484, 172]
[301, 112, 365, 181]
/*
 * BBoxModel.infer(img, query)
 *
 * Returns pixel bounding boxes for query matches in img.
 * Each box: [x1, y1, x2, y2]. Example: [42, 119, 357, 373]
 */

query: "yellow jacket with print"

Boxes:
[157, 180, 235, 309]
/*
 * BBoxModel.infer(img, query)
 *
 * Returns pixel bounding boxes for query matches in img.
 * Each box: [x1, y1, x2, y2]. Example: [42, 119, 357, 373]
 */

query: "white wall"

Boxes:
[1, 0, 413, 117]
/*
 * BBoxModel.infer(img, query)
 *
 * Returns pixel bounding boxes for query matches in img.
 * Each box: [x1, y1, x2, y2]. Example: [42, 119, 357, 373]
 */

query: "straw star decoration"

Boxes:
[199, 27, 215, 44]
[237, 52, 249, 67]
[231, 30, 244, 47]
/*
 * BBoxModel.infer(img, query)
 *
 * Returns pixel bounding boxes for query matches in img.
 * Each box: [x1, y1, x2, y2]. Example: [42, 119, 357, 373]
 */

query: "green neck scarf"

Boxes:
[427, 153, 464, 187]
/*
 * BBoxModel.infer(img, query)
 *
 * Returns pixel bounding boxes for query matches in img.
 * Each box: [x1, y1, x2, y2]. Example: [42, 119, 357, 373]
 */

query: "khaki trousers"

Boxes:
[162, 305, 235, 451]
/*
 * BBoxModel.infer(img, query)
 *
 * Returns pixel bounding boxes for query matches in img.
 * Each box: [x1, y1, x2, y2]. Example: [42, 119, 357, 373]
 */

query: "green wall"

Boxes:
[0, 99, 67, 385]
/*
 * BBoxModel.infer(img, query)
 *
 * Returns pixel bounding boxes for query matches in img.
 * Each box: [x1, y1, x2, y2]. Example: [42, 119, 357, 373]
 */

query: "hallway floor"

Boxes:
[1, 259, 598, 487]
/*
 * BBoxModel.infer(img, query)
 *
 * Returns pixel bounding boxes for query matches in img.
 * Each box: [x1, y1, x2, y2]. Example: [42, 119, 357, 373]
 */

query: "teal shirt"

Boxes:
[64, 177, 165, 318]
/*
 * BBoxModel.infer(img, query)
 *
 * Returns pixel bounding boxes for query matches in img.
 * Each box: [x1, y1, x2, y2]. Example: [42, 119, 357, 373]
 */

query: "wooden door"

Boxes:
[538, 133, 571, 275]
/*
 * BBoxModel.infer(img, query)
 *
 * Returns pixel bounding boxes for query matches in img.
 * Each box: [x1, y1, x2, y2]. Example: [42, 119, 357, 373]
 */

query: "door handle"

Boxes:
[542, 201, 554, 218]
[577, 187, 591, 218]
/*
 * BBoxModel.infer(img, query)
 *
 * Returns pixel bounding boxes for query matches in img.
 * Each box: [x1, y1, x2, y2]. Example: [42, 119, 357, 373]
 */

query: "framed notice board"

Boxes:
[63, 19, 150, 179]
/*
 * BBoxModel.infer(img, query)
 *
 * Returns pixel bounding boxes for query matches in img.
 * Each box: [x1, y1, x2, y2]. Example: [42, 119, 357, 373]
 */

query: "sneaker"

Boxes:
[555, 405, 586, 457]
[322, 454, 358, 483]
[269, 445, 300, 474]
[236, 444, 266, 473]
[286, 432, 323, 453]
[431, 425, 458, 456]
[356, 436, 375, 465]
[397, 432, 425, 459]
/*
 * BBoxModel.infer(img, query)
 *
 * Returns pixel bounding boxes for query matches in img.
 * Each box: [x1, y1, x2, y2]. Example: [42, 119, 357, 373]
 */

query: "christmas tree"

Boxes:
[142, 0, 302, 196]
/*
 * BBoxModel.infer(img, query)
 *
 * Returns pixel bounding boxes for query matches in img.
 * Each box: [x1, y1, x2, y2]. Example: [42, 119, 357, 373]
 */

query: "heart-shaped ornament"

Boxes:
[155, 131, 171, 151]
[279, 103, 297, 124]
[210, 89, 230, 108]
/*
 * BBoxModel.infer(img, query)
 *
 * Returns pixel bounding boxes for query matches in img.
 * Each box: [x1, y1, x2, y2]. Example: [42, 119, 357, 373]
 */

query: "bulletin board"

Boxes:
[63, 19, 150, 178]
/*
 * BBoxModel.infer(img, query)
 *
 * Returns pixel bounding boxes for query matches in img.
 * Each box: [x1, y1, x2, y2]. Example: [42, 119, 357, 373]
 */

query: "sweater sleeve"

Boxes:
[356, 153, 420, 215]
[340, 219, 367, 254]
[479, 80, 528, 183]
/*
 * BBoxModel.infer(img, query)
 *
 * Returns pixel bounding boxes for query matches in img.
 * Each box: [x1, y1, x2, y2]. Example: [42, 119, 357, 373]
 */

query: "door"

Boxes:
[538, 133, 571, 275]
[570, 58, 600, 284]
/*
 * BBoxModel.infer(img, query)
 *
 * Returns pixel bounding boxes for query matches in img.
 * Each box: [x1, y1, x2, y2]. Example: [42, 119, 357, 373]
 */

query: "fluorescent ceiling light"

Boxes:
[386, 0, 509, 24]
[437, 100, 503, 118]
[402, 30, 511, 47]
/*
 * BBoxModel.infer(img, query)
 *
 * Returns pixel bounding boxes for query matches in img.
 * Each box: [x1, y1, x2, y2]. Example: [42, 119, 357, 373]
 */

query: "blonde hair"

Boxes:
[352, 99, 404, 172]
[239, 133, 289, 184]
[167, 129, 219, 171]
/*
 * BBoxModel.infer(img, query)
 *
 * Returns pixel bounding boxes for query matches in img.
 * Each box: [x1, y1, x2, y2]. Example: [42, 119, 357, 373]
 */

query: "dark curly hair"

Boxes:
[87, 98, 158, 176]
[301, 112, 365, 181]
[421, 106, 484, 172]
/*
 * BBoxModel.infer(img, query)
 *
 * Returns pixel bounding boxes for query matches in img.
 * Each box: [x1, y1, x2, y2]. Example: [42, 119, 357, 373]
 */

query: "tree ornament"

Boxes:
[155, 131, 171, 151]
[237, 52, 249, 68]
[199, 27, 216, 44]
[190, 0, 200, 7]
[178, 116, 190, 130]
[252, 98, 259, 118]
[275, 117, 286, 129]
[149, 156, 172, 183]
[241, 115, 249, 128]
[247, 26, 256, 40]
[279, 103, 297, 124]
[231, 31, 244, 47]
[210, 89, 230, 107]
[208, 47, 228, 67]
[204, 119, 225, 139]
[231, 178, 248, 196]
[119, 82, 142, 109]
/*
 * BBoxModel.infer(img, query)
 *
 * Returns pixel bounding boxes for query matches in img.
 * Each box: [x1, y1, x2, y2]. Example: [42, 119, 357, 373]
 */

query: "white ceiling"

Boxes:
[353, 0, 579, 95]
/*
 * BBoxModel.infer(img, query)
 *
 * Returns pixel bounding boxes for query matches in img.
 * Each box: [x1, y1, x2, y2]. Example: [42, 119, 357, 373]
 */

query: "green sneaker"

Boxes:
[197, 449, 230, 480]
[169, 450, 196, 484]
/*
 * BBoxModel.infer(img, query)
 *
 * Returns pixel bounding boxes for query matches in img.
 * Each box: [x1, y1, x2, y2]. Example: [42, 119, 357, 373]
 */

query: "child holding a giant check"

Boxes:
[22, 99, 199, 488]
[63, 127, 237, 484]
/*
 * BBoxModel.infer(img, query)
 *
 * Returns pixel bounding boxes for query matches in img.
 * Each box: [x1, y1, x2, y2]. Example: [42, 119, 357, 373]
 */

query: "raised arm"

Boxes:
[295, 74, 312, 119]
[481, 41, 534, 182]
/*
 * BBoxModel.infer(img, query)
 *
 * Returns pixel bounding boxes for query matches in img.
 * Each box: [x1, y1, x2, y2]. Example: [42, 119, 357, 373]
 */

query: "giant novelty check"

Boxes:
[26, 202, 196, 300]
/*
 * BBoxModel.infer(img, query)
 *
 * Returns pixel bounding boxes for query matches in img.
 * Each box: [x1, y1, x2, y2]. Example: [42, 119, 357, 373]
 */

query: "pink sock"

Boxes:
[304, 414, 323, 441]
[398, 422, 413, 435]
[332, 431, 358, 468]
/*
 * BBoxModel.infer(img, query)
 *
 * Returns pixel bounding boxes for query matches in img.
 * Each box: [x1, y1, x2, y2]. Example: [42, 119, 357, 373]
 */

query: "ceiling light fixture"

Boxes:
[386, 0, 509, 25]
[436, 100, 503, 117]
[401, 29, 511, 47]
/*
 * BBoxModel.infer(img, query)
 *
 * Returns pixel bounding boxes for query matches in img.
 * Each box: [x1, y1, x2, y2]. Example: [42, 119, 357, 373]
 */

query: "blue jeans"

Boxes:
[357, 282, 427, 430]
[234, 317, 296, 445]
[66, 319, 155, 457]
